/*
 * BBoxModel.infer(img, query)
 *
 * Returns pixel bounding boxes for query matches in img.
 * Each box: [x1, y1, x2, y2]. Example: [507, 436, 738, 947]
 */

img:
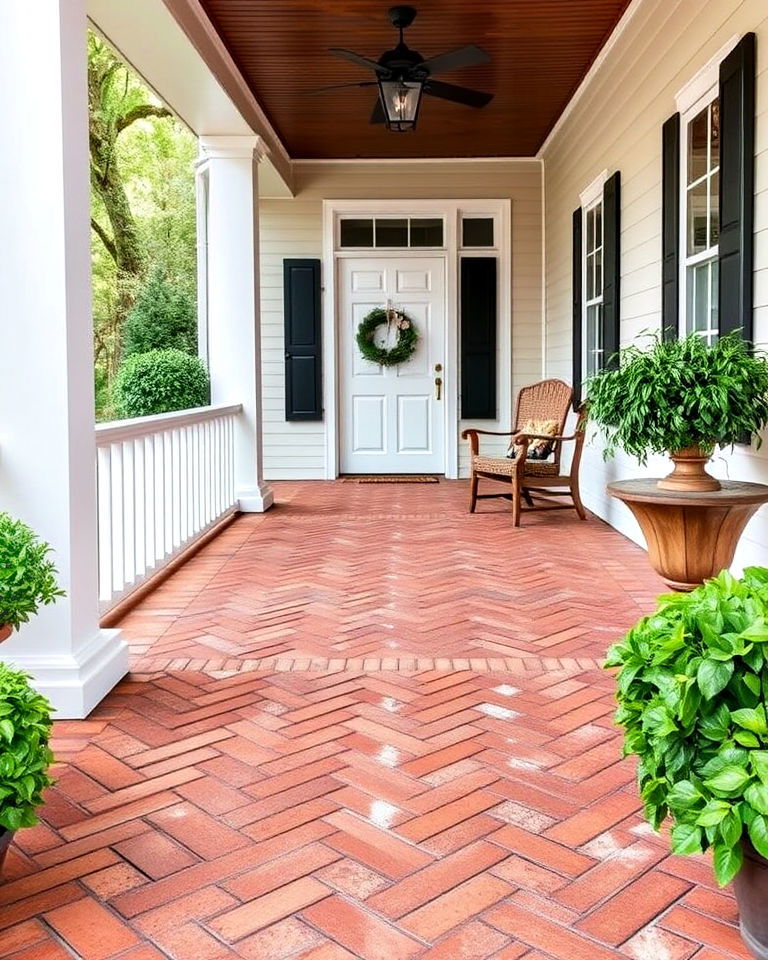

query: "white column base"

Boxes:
[238, 481, 274, 513]
[5, 629, 129, 719]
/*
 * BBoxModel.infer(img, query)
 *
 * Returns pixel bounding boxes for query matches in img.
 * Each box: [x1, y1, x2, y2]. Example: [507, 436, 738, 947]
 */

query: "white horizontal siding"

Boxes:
[259, 199, 324, 480]
[541, 0, 768, 571]
[260, 162, 543, 479]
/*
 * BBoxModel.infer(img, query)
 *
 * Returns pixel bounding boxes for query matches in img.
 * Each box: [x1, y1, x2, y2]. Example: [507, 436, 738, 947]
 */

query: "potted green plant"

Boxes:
[0, 512, 65, 644]
[588, 331, 768, 492]
[0, 664, 55, 875]
[607, 567, 768, 958]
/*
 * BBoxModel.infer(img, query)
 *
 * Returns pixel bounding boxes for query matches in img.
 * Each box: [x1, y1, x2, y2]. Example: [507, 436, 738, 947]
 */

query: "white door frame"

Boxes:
[322, 198, 511, 479]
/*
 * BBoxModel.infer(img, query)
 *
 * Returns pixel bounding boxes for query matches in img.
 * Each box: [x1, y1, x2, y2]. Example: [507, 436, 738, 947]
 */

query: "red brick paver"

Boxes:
[0, 482, 750, 959]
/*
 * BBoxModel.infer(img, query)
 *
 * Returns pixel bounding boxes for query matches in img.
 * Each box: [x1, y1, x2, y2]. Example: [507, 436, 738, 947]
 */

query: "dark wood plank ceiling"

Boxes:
[199, 0, 632, 159]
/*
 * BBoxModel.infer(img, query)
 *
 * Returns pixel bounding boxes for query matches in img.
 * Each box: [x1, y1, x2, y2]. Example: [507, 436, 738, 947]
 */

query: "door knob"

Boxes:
[435, 376, 443, 401]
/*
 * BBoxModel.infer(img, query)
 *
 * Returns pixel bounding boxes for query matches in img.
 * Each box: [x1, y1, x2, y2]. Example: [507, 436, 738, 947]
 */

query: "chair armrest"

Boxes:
[516, 431, 578, 443]
[461, 427, 516, 457]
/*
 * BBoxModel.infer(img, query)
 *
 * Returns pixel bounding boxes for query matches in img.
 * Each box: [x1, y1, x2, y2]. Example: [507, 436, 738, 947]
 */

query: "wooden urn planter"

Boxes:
[608, 478, 768, 591]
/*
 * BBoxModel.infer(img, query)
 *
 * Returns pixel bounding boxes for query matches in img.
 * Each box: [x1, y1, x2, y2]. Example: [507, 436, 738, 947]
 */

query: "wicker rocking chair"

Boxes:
[461, 379, 587, 526]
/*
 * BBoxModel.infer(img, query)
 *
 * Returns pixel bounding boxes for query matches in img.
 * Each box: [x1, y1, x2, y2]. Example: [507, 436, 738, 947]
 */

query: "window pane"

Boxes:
[595, 247, 603, 297]
[340, 219, 373, 247]
[586, 304, 603, 378]
[688, 260, 716, 334]
[695, 262, 709, 332]
[688, 107, 708, 183]
[709, 170, 720, 246]
[711, 99, 720, 171]
[410, 218, 443, 247]
[375, 219, 408, 247]
[586, 253, 595, 301]
[594, 202, 603, 250]
[586, 207, 595, 255]
[687, 179, 708, 255]
[711, 260, 719, 331]
[462, 217, 494, 247]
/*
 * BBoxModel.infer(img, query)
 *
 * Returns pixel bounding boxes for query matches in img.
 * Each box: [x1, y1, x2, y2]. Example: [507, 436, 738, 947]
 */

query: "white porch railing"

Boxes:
[95, 403, 242, 615]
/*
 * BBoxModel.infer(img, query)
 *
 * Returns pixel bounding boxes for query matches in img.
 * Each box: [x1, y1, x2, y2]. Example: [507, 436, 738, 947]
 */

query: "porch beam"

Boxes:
[0, 0, 129, 716]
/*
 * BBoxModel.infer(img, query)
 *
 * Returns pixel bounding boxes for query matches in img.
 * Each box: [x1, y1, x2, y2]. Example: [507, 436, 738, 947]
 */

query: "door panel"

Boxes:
[339, 257, 446, 474]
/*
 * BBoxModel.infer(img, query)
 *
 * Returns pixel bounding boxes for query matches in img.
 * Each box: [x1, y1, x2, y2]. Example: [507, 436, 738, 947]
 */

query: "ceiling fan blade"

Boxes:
[424, 80, 493, 108]
[329, 48, 389, 75]
[419, 44, 490, 76]
[307, 81, 378, 94]
[370, 97, 386, 124]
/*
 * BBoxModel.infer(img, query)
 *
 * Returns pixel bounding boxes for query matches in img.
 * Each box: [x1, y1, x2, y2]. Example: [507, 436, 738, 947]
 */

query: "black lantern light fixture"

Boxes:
[377, 77, 424, 132]
[374, 7, 425, 132]
[322, 6, 493, 134]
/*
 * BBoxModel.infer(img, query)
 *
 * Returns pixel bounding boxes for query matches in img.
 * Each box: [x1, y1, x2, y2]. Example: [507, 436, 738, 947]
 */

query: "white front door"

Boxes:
[339, 257, 446, 474]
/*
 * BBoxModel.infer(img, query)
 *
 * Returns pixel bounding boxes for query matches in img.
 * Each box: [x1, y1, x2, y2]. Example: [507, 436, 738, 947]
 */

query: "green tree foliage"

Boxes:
[88, 31, 197, 419]
[113, 349, 210, 419]
[123, 269, 197, 359]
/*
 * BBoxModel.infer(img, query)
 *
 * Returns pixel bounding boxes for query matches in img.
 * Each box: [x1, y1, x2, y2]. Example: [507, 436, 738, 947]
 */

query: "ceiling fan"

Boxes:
[314, 5, 493, 132]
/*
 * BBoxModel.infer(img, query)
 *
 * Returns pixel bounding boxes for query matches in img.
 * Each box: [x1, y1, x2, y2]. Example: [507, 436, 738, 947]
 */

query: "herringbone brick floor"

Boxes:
[0, 482, 751, 959]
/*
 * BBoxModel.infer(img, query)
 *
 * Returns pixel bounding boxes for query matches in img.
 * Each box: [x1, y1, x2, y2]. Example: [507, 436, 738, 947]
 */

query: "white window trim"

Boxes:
[579, 170, 608, 383]
[678, 88, 721, 342]
[582, 196, 604, 381]
[337, 214, 447, 251]
[674, 35, 739, 115]
[459, 212, 499, 250]
[580, 169, 608, 210]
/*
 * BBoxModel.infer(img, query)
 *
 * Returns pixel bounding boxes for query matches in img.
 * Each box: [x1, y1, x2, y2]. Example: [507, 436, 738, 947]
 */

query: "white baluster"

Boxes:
[111, 442, 124, 594]
[97, 444, 112, 605]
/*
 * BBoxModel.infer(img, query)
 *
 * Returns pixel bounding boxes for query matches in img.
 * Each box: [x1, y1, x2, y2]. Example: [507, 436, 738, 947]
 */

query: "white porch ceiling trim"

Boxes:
[536, 0, 648, 158]
[295, 157, 544, 165]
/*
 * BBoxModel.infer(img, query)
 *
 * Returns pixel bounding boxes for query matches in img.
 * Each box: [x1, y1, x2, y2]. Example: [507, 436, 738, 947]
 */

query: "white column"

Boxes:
[197, 136, 273, 512]
[0, 0, 129, 717]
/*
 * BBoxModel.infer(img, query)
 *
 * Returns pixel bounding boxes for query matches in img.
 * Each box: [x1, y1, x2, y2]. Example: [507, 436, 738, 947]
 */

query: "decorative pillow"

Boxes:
[507, 419, 559, 460]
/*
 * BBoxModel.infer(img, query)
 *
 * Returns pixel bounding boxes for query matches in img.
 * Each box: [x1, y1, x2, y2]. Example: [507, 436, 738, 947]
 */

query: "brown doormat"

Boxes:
[342, 475, 440, 483]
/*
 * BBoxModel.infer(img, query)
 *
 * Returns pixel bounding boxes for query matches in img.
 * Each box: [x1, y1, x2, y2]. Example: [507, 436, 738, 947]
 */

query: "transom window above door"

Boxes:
[683, 97, 720, 344]
[339, 217, 444, 249]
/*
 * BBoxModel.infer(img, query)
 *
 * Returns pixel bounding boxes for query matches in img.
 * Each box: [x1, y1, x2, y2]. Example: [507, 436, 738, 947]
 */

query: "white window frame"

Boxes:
[337, 214, 447, 250]
[580, 170, 608, 381]
[459, 213, 498, 250]
[679, 91, 720, 344]
[674, 36, 738, 343]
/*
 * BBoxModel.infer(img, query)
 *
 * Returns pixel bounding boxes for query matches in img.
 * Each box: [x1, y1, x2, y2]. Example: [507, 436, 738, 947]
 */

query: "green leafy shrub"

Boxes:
[0, 664, 55, 832]
[113, 348, 210, 419]
[0, 514, 65, 631]
[122, 269, 197, 359]
[607, 568, 768, 886]
[587, 332, 768, 463]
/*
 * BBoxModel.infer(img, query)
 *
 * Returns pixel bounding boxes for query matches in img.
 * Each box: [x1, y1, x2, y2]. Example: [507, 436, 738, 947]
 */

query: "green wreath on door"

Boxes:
[356, 308, 418, 367]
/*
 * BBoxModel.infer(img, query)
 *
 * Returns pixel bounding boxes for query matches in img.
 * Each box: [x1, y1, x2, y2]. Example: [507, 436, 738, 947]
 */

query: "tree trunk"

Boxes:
[87, 35, 171, 383]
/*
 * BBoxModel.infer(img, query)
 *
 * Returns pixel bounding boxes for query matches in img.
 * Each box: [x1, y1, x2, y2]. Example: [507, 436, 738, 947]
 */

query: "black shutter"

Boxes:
[572, 208, 583, 409]
[283, 259, 322, 421]
[719, 32, 755, 340]
[602, 171, 621, 369]
[662, 113, 680, 340]
[460, 257, 497, 419]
